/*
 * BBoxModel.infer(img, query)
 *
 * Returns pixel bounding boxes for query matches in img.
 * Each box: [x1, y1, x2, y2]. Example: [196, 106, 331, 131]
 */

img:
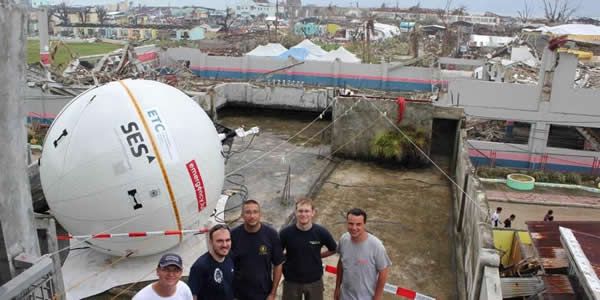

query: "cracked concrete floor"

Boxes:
[315, 160, 457, 300]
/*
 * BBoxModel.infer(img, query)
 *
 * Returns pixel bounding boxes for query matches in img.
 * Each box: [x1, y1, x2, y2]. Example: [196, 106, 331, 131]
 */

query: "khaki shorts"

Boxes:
[282, 279, 324, 300]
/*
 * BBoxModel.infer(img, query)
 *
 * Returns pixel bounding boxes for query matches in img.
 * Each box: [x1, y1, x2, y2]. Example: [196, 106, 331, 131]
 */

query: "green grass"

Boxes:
[27, 39, 122, 66]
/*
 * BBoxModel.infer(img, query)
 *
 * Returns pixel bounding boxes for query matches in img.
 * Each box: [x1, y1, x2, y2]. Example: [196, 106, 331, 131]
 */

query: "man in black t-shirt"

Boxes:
[504, 214, 516, 228]
[280, 197, 337, 300]
[188, 224, 234, 300]
[231, 200, 284, 300]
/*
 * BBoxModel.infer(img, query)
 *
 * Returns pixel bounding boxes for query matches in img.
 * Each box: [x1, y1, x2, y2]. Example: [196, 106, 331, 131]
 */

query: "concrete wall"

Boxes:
[550, 53, 600, 116]
[441, 51, 600, 128]
[453, 130, 500, 300]
[191, 83, 336, 115]
[0, 1, 41, 284]
[163, 47, 441, 92]
[330, 97, 433, 159]
[440, 49, 600, 172]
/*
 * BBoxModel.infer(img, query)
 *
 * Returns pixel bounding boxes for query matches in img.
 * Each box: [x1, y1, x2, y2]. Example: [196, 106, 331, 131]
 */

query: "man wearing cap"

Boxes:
[133, 253, 193, 300]
[188, 224, 235, 300]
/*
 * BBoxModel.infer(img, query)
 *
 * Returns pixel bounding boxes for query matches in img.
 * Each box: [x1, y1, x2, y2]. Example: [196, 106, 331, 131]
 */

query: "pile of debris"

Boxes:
[466, 119, 506, 142]
[505, 62, 539, 84]
[27, 43, 159, 94]
[575, 64, 600, 88]
[59, 44, 158, 86]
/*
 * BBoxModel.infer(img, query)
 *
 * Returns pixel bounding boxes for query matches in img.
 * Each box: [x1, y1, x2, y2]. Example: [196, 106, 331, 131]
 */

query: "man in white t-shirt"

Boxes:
[133, 253, 193, 300]
[491, 207, 502, 227]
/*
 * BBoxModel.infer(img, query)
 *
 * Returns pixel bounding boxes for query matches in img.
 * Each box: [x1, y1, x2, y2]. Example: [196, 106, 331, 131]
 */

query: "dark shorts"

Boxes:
[282, 279, 323, 300]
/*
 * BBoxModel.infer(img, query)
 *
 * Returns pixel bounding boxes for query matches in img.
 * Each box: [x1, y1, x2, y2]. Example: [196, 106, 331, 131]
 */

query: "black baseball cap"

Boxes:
[158, 253, 183, 269]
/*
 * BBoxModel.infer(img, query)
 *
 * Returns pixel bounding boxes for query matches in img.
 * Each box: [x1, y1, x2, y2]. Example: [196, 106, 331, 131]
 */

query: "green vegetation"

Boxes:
[26, 39, 122, 66]
[345, 38, 410, 63]
[370, 126, 429, 167]
[314, 41, 340, 52]
[477, 167, 589, 186]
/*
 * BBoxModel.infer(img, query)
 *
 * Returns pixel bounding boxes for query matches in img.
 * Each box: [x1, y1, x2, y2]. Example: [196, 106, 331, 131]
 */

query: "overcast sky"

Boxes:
[51, 0, 600, 18]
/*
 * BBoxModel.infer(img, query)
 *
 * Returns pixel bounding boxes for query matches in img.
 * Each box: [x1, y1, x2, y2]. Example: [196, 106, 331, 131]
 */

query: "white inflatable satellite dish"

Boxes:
[40, 79, 225, 257]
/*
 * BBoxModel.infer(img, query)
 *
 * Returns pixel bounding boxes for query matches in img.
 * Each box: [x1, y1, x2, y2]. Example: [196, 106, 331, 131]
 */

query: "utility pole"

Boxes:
[275, 0, 279, 41]
[0, 0, 42, 284]
[38, 7, 51, 67]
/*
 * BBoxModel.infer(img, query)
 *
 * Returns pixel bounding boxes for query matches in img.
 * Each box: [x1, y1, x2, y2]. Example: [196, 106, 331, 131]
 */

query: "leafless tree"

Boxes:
[517, 0, 532, 23]
[77, 6, 92, 24]
[408, 2, 421, 12]
[451, 5, 468, 16]
[217, 7, 236, 33]
[51, 2, 70, 25]
[438, 0, 455, 56]
[542, 0, 578, 24]
[96, 6, 107, 25]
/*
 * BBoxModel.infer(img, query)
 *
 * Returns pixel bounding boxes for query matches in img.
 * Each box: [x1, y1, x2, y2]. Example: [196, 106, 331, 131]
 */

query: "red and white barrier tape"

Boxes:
[57, 228, 209, 240]
[324, 265, 435, 300]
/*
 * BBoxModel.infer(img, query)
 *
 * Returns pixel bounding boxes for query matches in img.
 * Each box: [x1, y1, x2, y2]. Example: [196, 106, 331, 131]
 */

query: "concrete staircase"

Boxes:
[576, 127, 600, 151]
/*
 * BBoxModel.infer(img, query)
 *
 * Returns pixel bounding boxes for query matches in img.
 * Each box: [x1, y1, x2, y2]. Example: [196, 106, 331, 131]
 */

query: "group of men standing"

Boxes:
[134, 198, 391, 300]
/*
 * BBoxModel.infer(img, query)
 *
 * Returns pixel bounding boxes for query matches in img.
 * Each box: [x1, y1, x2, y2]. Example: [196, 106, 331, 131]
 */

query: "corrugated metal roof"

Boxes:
[526, 221, 600, 299]
[501, 277, 544, 298]
[572, 231, 600, 276]
[541, 275, 576, 299]
[527, 221, 600, 276]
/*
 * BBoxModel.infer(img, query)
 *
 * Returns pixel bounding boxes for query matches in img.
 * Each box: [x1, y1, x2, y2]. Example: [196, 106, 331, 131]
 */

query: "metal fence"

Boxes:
[468, 145, 600, 175]
[0, 256, 57, 300]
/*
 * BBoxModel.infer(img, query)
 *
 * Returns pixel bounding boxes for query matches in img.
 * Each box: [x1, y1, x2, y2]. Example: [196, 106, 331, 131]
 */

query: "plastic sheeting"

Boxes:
[530, 24, 600, 36]
[291, 39, 328, 57]
[246, 43, 288, 57]
[312, 46, 361, 63]
[62, 195, 228, 299]
[277, 47, 320, 61]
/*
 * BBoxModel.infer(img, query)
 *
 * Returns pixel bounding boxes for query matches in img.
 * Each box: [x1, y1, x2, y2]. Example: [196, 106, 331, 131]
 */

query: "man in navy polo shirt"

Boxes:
[231, 200, 284, 300]
[188, 224, 234, 300]
[280, 197, 337, 300]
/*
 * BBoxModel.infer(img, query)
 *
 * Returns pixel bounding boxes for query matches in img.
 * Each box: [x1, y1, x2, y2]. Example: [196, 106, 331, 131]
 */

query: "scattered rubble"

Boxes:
[575, 64, 600, 88]
[58, 44, 157, 86]
[466, 119, 507, 142]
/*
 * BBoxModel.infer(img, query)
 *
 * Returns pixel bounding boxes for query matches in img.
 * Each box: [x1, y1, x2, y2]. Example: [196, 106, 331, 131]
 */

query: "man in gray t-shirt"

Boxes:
[334, 208, 391, 300]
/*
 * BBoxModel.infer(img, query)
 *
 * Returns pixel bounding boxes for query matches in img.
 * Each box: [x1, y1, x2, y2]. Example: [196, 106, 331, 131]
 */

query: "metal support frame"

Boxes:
[0, 256, 54, 300]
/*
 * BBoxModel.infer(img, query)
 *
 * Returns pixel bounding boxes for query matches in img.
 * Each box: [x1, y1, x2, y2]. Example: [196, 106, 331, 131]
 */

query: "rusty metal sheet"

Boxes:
[526, 221, 600, 299]
[527, 221, 600, 277]
[541, 275, 576, 300]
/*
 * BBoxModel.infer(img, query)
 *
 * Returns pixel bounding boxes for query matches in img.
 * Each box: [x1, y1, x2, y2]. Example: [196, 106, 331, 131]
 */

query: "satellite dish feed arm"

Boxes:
[218, 127, 260, 141]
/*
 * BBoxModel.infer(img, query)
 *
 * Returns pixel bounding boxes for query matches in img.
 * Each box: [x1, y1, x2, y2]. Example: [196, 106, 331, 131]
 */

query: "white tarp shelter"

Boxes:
[470, 34, 516, 48]
[291, 39, 328, 57]
[528, 24, 600, 35]
[314, 46, 361, 63]
[246, 43, 288, 57]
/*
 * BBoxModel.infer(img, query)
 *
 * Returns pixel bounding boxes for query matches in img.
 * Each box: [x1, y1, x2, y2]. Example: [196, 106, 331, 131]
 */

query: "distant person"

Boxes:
[231, 200, 284, 300]
[133, 253, 192, 300]
[504, 214, 516, 228]
[279, 197, 337, 300]
[491, 207, 502, 227]
[334, 208, 391, 300]
[188, 224, 234, 300]
[544, 210, 554, 221]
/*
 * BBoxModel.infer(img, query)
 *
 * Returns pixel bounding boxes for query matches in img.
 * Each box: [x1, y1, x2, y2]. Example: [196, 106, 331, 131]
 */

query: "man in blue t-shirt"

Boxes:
[280, 197, 337, 300]
[231, 200, 284, 300]
[188, 224, 235, 300]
